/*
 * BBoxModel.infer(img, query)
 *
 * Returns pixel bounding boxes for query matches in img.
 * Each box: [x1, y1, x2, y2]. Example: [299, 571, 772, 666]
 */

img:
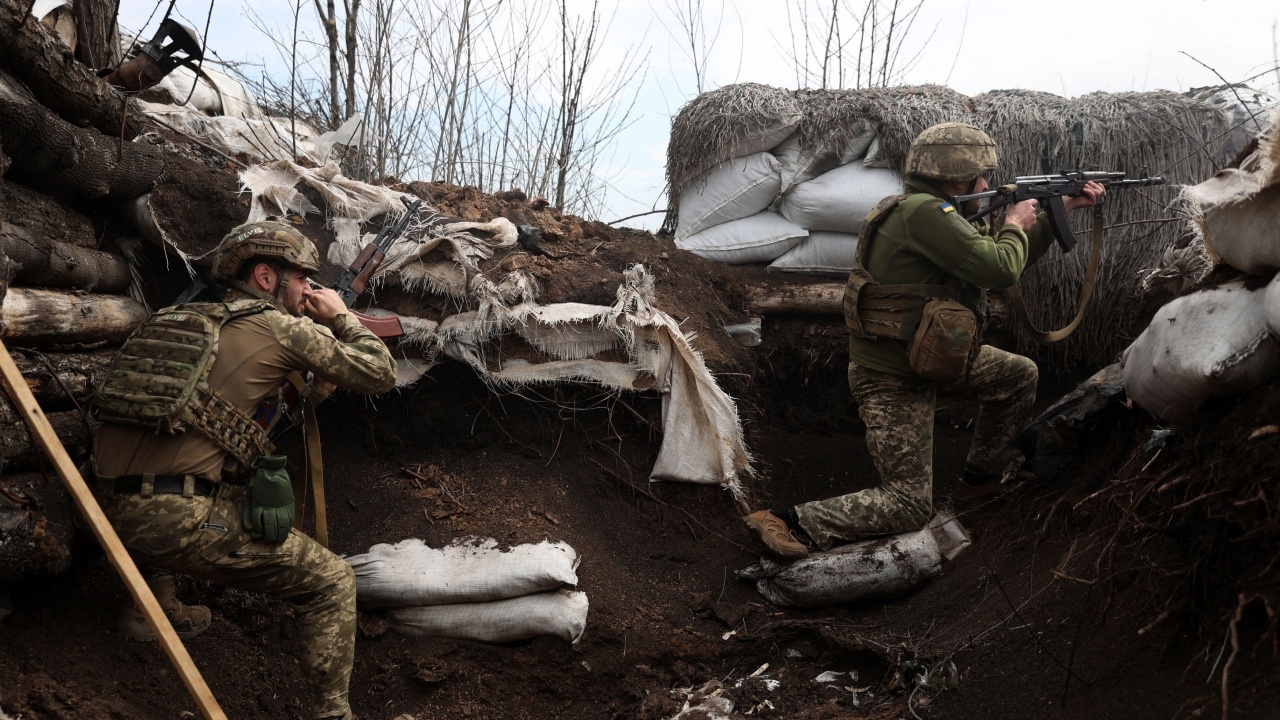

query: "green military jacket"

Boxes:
[848, 177, 1055, 377]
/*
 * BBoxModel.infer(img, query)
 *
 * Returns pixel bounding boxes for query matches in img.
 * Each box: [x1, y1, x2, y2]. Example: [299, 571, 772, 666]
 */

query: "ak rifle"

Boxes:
[336, 196, 423, 339]
[954, 170, 1166, 252]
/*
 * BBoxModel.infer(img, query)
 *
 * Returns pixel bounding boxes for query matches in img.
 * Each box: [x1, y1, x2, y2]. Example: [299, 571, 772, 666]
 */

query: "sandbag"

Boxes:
[777, 162, 903, 233]
[388, 589, 589, 644]
[675, 211, 806, 265]
[767, 231, 858, 277]
[772, 132, 876, 195]
[1265, 272, 1280, 338]
[675, 153, 782, 241]
[1122, 280, 1280, 421]
[346, 537, 579, 609]
[1196, 184, 1280, 274]
[737, 514, 970, 609]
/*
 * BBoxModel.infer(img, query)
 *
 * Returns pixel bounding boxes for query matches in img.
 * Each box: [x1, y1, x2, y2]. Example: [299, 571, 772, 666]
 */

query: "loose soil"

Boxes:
[4, 154, 1279, 718]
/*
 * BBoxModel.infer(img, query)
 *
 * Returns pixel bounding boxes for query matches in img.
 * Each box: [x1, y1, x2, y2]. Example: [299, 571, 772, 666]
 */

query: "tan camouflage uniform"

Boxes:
[93, 289, 397, 720]
[795, 176, 1053, 549]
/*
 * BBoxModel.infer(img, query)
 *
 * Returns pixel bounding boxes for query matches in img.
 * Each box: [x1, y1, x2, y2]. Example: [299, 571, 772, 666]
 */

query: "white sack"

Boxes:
[737, 514, 970, 609]
[676, 211, 806, 265]
[777, 162, 903, 233]
[772, 133, 877, 195]
[1122, 280, 1280, 421]
[767, 231, 858, 277]
[347, 538, 579, 609]
[1194, 185, 1280, 274]
[676, 153, 782, 240]
[1266, 273, 1280, 338]
[389, 590, 589, 644]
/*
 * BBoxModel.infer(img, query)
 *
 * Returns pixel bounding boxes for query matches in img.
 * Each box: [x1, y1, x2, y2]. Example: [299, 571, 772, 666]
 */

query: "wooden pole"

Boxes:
[0, 338, 228, 720]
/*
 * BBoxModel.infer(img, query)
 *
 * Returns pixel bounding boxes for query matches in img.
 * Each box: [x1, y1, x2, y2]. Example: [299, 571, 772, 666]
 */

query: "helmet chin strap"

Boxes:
[229, 264, 294, 315]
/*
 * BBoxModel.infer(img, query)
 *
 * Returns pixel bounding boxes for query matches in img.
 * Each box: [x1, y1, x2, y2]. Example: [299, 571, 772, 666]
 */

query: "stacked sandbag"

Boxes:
[1124, 106, 1280, 422]
[346, 537, 589, 644]
[737, 513, 971, 608]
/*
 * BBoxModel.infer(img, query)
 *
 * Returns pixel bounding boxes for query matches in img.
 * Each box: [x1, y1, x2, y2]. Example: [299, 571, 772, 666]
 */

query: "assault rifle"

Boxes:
[954, 171, 1166, 252]
[336, 196, 423, 339]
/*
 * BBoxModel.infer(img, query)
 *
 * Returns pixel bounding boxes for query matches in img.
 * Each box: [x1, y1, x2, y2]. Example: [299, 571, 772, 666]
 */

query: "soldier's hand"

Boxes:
[1063, 180, 1107, 212]
[1004, 198, 1039, 231]
[243, 455, 295, 545]
[304, 288, 348, 324]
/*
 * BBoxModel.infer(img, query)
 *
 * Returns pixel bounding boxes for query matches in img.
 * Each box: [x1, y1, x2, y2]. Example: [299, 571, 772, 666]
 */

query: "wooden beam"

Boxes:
[745, 282, 844, 315]
[0, 338, 227, 720]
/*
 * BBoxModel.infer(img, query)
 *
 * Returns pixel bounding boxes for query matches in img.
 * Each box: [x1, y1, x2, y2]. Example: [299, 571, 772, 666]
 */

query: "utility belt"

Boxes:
[851, 283, 979, 382]
[102, 473, 218, 498]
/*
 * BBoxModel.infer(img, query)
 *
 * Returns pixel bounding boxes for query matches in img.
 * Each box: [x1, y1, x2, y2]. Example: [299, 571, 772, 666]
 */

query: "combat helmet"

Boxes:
[904, 123, 998, 182]
[212, 221, 320, 312]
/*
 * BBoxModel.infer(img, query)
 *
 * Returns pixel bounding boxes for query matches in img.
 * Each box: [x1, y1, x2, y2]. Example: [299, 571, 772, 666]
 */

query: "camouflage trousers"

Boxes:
[98, 481, 356, 720]
[796, 345, 1038, 549]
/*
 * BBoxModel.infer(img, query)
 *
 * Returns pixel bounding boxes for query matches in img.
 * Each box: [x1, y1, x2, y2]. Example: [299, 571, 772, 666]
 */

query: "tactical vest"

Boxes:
[91, 298, 275, 468]
[842, 193, 977, 341]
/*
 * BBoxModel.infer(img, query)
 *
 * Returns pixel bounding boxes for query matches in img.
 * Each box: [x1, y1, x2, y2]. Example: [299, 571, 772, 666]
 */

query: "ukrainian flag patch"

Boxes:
[939, 202, 955, 214]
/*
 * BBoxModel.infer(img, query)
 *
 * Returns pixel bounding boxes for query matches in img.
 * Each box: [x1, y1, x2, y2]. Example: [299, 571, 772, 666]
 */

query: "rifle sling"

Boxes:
[285, 372, 328, 548]
[1007, 205, 1103, 343]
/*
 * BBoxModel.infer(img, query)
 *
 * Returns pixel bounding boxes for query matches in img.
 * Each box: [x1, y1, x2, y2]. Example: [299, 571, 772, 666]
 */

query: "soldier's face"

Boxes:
[280, 268, 312, 317]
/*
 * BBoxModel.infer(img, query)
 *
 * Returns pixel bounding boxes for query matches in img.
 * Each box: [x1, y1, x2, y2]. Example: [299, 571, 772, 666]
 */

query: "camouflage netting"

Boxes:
[665, 83, 1275, 374]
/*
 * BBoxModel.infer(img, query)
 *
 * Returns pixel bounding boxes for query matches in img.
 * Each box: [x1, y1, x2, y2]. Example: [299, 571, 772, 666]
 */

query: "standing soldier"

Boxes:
[743, 123, 1105, 559]
[90, 222, 398, 720]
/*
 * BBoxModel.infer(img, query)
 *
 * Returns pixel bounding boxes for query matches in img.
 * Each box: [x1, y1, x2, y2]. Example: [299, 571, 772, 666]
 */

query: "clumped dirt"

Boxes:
[4, 148, 1280, 719]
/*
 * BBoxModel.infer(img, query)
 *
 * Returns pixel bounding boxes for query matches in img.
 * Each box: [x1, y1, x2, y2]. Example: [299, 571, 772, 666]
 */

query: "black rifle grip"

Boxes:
[1045, 195, 1076, 252]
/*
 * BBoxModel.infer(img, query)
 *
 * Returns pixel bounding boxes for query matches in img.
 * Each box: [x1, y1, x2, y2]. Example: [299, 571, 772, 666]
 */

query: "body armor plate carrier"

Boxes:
[92, 298, 275, 468]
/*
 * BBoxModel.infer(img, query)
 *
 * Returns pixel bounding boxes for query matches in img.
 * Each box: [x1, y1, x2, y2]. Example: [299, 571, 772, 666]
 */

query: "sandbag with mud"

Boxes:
[1122, 280, 1280, 422]
[388, 589, 589, 644]
[346, 537, 579, 609]
[737, 513, 971, 608]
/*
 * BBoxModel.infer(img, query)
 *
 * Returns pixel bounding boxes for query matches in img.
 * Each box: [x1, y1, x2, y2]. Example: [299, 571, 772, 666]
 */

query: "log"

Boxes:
[746, 282, 844, 315]
[0, 471, 74, 583]
[0, 91, 164, 201]
[0, 287, 147, 345]
[1, 222, 131, 292]
[7, 347, 114, 407]
[0, 405, 90, 473]
[0, 0, 142, 139]
[71, 0, 121, 71]
[0, 177, 100, 249]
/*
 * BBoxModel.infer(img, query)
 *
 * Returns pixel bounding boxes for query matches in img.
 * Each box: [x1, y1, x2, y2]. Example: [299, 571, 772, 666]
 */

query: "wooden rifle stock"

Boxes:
[351, 309, 404, 338]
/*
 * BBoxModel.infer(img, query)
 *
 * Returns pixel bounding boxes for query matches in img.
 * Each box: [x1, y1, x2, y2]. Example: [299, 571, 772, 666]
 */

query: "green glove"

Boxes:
[242, 455, 295, 544]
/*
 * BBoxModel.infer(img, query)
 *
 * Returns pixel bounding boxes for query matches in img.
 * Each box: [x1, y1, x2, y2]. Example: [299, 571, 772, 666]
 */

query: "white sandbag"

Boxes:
[1266, 273, 1280, 338]
[737, 514, 971, 609]
[1195, 184, 1280, 274]
[777, 163, 903, 234]
[676, 153, 782, 240]
[676, 211, 806, 265]
[346, 538, 579, 609]
[1122, 280, 1280, 421]
[767, 231, 858, 277]
[389, 590, 589, 644]
[773, 133, 877, 195]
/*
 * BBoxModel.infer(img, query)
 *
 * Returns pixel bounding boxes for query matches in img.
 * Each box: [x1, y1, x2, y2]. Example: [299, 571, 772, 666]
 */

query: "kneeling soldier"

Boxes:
[91, 222, 397, 720]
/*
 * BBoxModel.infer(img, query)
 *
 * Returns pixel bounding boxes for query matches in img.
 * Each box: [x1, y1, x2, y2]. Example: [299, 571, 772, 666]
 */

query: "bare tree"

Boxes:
[781, 0, 934, 90]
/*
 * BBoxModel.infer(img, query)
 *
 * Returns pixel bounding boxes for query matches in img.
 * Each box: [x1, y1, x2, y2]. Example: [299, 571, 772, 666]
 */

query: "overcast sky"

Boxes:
[120, 0, 1280, 230]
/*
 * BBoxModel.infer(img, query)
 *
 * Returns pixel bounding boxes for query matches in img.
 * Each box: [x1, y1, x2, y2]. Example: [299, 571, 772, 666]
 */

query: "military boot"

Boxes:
[116, 574, 212, 641]
[743, 510, 810, 559]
